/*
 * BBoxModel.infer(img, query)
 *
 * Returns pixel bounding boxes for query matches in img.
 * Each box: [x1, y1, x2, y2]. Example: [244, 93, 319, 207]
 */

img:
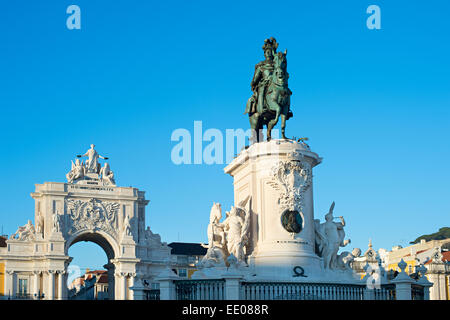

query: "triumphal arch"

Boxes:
[1, 145, 170, 300]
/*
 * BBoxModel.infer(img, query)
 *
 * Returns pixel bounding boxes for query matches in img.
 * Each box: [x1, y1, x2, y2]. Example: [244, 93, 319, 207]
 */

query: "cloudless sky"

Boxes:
[0, 0, 449, 270]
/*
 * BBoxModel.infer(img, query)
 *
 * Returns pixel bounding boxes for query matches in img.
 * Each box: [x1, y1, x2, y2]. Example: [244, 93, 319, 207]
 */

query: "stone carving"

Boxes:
[66, 198, 120, 237]
[431, 247, 443, 263]
[314, 202, 351, 270]
[267, 160, 312, 233]
[207, 203, 225, 248]
[199, 197, 251, 267]
[198, 203, 228, 268]
[198, 247, 227, 268]
[10, 220, 36, 241]
[352, 247, 362, 258]
[123, 214, 132, 237]
[144, 227, 166, 247]
[226, 254, 239, 270]
[65, 145, 117, 185]
[245, 37, 293, 142]
[52, 211, 62, 233]
[66, 159, 85, 183]
[77, 144, 108, 174]
[36, 212, 44, 235]
[336, 251, 355, 270]
[100, 162, 115, 186]
[222, 196, 251, 265]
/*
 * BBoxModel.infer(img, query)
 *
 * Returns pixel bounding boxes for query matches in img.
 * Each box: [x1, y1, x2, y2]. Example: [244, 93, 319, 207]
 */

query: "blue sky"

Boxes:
[0, 1, 449, 270]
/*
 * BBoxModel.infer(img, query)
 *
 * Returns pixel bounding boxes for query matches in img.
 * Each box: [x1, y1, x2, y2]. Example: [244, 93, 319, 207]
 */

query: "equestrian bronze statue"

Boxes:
[245, 37, 293, 143]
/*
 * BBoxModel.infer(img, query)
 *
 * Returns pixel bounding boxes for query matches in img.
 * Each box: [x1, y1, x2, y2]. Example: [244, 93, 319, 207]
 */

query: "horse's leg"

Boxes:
[281, 113, 287, 139]
[249, 114, 258, 144]
[249, 112, 261, 144]
[267, 103, 281, 141]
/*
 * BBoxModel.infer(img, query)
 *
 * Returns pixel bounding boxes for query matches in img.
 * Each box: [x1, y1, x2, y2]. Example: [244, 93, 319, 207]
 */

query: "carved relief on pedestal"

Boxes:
[65, 198, 120, 238]
[266, 160, 312, 234]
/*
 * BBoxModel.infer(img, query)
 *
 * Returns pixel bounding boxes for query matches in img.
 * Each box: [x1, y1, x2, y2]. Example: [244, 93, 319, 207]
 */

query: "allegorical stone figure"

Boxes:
[123, 214, 132, 236]
[66, 158, 85, 183]
[78, 144, 108, 174]
[314, 202, 351, 270]
[221, 197, 251, 264]
[245, 37, 293, 142]
[100, 162, 115, 185]
[198, 197, 251, 268]
[10, 220, 36, 241]
[52, 212, 62, 233]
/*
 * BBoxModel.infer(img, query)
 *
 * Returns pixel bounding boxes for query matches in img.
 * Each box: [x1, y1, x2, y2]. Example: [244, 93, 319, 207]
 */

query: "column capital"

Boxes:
[32, 270, 42, 275]
[47, 270, 56, 274]
[6, 270, 14, 275]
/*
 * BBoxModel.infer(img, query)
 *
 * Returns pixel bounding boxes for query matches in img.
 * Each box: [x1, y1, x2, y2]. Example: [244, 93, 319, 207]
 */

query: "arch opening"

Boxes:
[65, 232, 118, 300]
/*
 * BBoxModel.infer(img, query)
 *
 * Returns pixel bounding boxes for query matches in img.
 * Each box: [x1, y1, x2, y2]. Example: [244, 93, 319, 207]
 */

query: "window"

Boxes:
[151, 283, 160, 290]
[18, 279, 28, 296]
[178, 269, 187, 278]
[177, 256, 188, 264]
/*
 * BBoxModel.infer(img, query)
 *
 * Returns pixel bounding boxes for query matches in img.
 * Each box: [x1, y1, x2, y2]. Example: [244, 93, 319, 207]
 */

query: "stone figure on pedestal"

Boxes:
[314, 202, 351, 270]
[77, 144, 108, 174]
[245, 37, 293, 142]
[36, 212, 44, 235]
[123, 214, 132, 237]
[52, 212, 62, 233]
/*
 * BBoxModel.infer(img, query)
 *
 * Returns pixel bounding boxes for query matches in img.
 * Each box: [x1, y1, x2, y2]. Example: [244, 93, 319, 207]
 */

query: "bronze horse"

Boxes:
[246, 50, 293, 143]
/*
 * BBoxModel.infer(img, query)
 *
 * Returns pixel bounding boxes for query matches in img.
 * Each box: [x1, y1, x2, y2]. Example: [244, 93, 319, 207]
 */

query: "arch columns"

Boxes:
[32, 271, 41, 299]
[6, 270, 16, 297]
[56, 270, 66, 300]
[47, 270, 56, 300]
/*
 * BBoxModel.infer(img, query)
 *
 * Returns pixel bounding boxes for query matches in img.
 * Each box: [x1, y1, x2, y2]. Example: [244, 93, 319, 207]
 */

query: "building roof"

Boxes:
[86, 270, 107, 275]
[97, 274, 108, 284]
[168, 242, 207, 256]
[0, 236, 6, 248]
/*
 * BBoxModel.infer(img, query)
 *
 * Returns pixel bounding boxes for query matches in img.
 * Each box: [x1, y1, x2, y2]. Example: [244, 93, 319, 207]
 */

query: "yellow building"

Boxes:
[168, 242, 207, 279]
[0, 236, 7, 296]
[383, 239, 450, 300]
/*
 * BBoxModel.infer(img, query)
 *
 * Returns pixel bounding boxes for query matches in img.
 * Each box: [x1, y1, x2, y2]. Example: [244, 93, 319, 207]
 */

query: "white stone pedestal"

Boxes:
[224, 139, 323, 279]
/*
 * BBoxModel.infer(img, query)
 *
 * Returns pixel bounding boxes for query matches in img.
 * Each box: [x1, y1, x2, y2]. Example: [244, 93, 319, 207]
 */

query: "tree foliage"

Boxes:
[410, 227, 450, 244]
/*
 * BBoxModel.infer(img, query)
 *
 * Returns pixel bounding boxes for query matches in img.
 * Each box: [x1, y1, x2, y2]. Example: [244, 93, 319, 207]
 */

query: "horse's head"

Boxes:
[209, 202, 222, 223]
[272, 50, 289, 86]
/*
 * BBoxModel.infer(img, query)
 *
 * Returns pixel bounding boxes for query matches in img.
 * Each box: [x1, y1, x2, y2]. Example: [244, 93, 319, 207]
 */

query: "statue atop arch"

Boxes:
[65, 144, 116, 186]
[78, 144, 108, 174]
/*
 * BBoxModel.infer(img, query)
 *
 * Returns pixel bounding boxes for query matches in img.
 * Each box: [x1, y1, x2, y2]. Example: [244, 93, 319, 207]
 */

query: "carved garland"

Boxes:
[267, 160, 312, 213]
[65, 198, 120, 238]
